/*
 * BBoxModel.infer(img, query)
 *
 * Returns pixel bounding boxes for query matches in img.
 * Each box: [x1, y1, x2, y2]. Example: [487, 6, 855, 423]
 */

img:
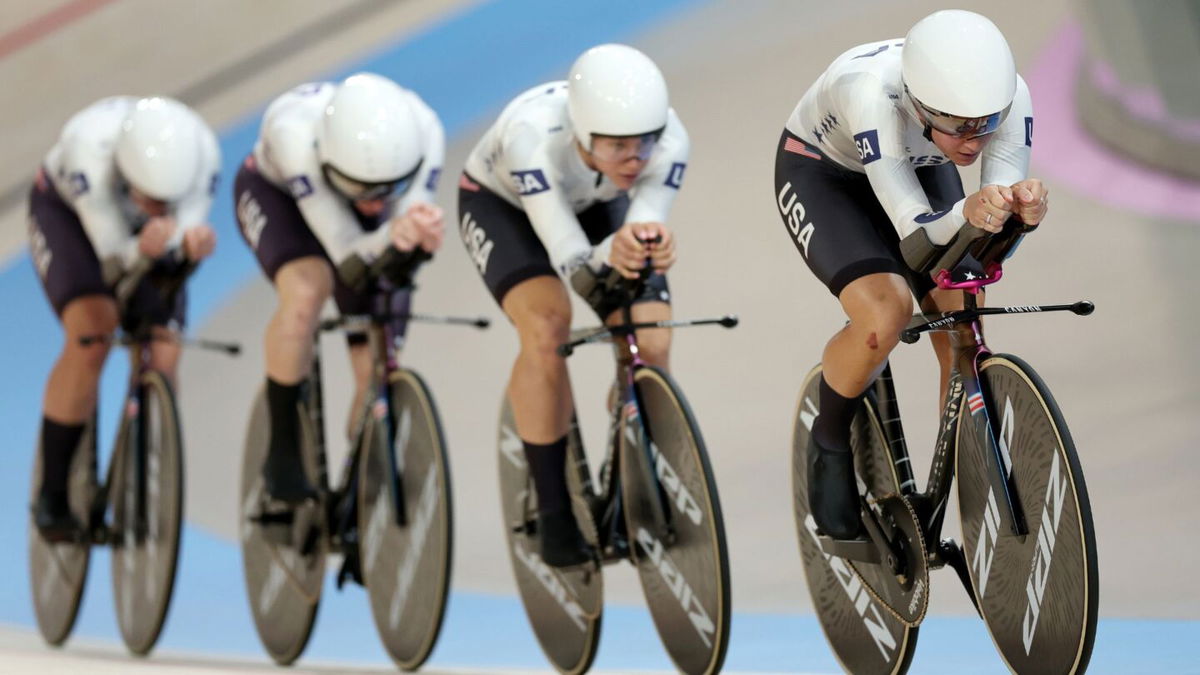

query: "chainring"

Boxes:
[846, 493, 930, 627]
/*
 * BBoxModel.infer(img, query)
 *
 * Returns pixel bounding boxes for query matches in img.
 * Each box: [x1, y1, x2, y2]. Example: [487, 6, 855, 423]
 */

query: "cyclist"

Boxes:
[29, 96, 221, 540]
[458, 44, 689, 567]
[235, 73, 445, 504]
[773, 10, 1050, 540]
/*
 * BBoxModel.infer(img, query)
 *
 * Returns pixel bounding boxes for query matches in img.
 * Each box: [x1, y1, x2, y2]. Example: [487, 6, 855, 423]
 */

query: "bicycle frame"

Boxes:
[875, 292, 1027, 559]
[558, 298, 692, 564]
[307, 285, 487, 552]
[307, 287, 407, 553]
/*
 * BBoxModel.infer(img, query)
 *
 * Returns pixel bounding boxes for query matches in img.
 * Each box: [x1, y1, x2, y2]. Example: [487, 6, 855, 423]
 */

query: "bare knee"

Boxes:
[59, 297, 118, 373]
[274, 273, 331, 339]
[849, 292, 912, 354]
[515, 305, 572, 365]
[635, 326, 671, 368]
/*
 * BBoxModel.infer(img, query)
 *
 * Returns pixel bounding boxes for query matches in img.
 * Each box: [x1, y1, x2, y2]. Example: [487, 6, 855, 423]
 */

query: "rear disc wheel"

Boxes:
[239, 386, 326, 665]
[791, 365, 917, 675]
[497, 397, 602, 674]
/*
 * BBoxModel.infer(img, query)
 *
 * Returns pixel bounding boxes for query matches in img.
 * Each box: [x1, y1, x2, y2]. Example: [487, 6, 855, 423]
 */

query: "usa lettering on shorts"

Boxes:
[777, 181, 815, 257]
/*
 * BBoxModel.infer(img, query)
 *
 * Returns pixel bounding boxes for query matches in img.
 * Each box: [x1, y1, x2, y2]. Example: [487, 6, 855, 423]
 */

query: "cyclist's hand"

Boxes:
[138, 217, 176, 258]
[610, 222, 669, 279]
[408, 202, 444, 253]
[390, 204, 444, 253]
[643, 223, 676, 273]
[963, 185, 1013, 234]
[183, 224, 216, 261]
[1011, 178, 1048, 226]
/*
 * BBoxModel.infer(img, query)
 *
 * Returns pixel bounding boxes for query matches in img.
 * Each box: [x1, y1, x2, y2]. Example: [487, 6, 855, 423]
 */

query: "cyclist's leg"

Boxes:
[38, 296, 116, 530]
[30, 172, 115, 531]
[774, 129, 915, 538]
[235, 158, 330, 502]
[458, 174, 587, 566]
[623, 297, 671, 370]
[502, 276, 575, 460]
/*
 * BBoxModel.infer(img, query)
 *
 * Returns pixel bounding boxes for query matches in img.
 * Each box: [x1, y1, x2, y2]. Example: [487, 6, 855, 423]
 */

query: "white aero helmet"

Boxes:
[317, 72, 424, 200]
[902, 10, 1016, 138]
[567, 44, 669, 149]
[115, 97, 204, 202]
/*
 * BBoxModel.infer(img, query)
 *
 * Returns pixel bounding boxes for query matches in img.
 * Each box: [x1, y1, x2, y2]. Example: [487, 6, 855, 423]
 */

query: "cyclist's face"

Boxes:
[584, 133, 659, 189]
[930, 128, 993, 166]
[128, 186, 168, 217]
[353, 198, 388, 217]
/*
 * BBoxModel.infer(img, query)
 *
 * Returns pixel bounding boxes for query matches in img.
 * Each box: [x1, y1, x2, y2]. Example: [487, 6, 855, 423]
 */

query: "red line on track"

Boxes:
[0, 0, 119, 60]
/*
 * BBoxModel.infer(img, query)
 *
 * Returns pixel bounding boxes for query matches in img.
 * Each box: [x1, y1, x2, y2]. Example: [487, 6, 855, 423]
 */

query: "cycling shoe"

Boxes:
[807, 438, 863, 540]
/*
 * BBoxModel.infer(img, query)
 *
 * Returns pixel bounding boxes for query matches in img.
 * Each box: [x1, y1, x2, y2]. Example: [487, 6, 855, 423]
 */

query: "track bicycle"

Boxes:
[498, 264, 737, 675]
[239, 252, 488, 669]
[29, 259, 239, 655]
[792, 219, 1098, 674]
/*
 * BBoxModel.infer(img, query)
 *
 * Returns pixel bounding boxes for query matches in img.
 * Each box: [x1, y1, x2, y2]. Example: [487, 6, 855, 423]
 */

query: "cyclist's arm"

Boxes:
[980, 76, 1033, 189]
[846, 86, 966, 245]
[268, 121, 386, 272]
[506, 124, 595, 276]
[59, 141, 139, 281]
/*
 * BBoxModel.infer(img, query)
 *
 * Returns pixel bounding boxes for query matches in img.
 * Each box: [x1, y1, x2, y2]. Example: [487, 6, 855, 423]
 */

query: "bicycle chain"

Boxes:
[846, 493, 930, 628]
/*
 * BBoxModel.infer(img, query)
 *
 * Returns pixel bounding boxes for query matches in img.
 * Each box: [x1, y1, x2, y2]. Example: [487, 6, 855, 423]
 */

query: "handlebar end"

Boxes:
[718, 315, 739, 328]
[556, 344, 574, 358]
[473, 318, 492, 329]
[899, 330, 920, 345]
[1072, 301, 1095, 316]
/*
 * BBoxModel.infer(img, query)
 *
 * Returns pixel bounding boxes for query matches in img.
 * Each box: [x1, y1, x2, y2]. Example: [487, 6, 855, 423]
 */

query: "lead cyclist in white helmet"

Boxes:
[28, 96, 220, 539]
[458, 44, 690, 567]
[234, 73, 445, 503]
[772, 10, 1050, 540]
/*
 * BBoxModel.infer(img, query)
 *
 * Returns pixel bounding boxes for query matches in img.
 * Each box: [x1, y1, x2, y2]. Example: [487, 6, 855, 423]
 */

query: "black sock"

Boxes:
[40, 417, 85, 498]
[524, 436, 570, 514]
[813, 375, 863, 453]
[266, 378, 302, 461]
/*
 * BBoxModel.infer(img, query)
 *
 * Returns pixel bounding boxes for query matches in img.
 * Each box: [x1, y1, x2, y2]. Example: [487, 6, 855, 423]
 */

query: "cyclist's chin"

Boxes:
[603, 170, 639, 190]
[949, 151, 981, 167]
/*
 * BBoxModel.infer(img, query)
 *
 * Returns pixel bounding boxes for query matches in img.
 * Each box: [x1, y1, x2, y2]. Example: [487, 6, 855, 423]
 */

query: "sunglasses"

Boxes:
[908, 87, 1009, 140]
[323, 160, 422, 202]
[588, 128, 664, 163]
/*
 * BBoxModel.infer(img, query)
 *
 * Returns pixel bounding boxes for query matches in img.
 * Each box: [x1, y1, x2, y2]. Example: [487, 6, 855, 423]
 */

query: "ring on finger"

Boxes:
[985, 213, 992, 225]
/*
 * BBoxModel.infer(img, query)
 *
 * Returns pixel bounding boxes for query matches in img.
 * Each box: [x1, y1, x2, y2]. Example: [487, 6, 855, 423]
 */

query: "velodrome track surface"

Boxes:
[1, 0, 1198, 672]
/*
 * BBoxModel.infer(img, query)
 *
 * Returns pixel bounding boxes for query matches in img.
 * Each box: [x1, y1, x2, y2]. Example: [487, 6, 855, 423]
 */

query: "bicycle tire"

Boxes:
[791, 365, 918, 675]
[359, 368, 453, 671]
[956, 354, 1098, 674]
[238, 386, 325, 665]
[497, 397, 603, 675]
[620, 366, 730, 675]
[110, 371, 184, 655]
[28, 419, 97, 646]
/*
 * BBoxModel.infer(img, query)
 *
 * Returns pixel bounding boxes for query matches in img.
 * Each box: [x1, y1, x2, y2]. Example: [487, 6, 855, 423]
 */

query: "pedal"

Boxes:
[818, 535, 882, 564]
